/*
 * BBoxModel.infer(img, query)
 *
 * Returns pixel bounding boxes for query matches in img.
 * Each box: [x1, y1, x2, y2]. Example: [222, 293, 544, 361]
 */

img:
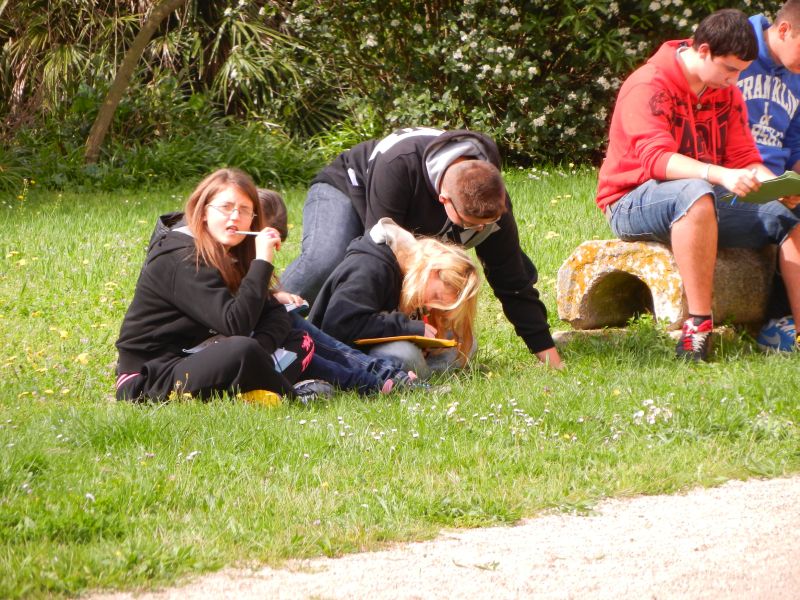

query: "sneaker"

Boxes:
[292, 379, 334, 405]
[756, 316, 796, 352]
[675, 317, 713, 361]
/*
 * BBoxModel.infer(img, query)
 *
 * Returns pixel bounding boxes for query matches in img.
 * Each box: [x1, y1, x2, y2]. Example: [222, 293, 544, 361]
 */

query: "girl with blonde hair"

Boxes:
[309, 218, 480, 378]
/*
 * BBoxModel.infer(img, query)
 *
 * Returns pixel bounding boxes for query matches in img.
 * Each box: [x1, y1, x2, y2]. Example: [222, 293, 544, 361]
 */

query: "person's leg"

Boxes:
[163, 336, 295, 400]
[369, 341, 431, 380]
[717, 197, 800, 350]
[670, 196, 717, 315]
[425, 335, 478, 373]
[290, 313, 408, 381]
[779, 227, 800, 338]
[281, 183, 364, 304]
[609, 178, 719, 316]
[609, 178, 719, 360]
[304, 353, 386, 395]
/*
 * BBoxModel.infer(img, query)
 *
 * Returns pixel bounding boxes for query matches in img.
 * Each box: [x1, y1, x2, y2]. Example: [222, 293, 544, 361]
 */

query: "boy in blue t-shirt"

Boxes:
[738, 1, 800, 350]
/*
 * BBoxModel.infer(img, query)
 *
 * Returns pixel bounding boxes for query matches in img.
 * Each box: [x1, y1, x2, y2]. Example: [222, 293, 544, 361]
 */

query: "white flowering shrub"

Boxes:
[283, 0, 773, 163]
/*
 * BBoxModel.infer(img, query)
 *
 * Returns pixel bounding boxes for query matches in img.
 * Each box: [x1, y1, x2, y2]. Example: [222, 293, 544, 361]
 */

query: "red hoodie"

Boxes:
[595, 40, 762, 211]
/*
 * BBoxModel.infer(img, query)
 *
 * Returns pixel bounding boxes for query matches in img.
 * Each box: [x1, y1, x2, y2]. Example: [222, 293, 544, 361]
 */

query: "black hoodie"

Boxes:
[308, 235, 426, 346]
[312, 128, 554, 353]
[115, 227, 290, 376]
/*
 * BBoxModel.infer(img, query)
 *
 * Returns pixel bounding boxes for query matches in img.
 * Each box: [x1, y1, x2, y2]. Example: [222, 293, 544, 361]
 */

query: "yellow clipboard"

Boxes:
[354, 335, 457, 349]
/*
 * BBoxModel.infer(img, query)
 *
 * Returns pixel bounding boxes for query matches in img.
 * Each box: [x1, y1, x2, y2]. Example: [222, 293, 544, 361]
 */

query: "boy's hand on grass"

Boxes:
[535, 346, 564, 370]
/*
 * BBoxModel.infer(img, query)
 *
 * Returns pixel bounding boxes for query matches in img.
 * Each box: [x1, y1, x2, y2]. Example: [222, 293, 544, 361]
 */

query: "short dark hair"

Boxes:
[256, 188, 289, 241]
[693, 9, 758, 61]
[776, 0, 800, 29]
[445, 160, 507, 219]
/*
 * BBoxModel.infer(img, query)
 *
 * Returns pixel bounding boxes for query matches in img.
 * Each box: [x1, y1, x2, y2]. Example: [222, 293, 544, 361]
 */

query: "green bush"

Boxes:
[2, 81, 322, 194]
[286, 0, 775, 164]
[0, 0, 779, 192]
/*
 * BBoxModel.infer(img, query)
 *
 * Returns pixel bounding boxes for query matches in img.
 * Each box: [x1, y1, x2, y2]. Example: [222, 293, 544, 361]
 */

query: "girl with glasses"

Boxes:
[115, 168, 399, 405]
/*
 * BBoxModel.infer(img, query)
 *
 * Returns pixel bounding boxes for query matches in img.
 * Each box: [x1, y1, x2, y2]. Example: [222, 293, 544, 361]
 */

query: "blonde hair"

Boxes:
[398, 238, 480, 362]
[185, 168, 263, 292]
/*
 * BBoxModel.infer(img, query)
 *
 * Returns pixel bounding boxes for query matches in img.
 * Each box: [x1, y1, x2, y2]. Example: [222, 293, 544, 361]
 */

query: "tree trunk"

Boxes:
[84, 0, 189, 164]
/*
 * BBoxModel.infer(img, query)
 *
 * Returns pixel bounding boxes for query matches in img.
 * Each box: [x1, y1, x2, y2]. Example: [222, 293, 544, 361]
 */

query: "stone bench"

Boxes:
[556, 240, 777, 331]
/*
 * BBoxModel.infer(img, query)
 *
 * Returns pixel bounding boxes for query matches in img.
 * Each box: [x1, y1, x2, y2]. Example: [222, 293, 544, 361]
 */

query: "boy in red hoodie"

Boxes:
[596, 8, 800, 361]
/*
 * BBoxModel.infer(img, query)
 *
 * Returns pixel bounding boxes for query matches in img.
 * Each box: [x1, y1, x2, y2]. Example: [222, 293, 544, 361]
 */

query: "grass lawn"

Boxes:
[1, 168, 799, 598]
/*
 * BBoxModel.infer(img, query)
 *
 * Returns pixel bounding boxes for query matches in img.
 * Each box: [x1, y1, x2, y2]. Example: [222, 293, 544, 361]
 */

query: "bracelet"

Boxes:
[701, 163, 711, 182]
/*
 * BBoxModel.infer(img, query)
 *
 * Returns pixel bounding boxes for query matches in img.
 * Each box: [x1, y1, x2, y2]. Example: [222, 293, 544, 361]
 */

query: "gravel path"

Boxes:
[96, 476, 800, 599]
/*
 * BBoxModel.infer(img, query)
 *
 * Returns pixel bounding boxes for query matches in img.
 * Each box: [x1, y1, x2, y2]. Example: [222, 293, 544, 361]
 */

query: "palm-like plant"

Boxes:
[1, 0, 342, 144]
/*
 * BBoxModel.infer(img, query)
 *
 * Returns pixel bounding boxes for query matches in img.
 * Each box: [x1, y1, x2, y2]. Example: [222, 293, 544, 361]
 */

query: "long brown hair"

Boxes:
[185, 168, 263, 292]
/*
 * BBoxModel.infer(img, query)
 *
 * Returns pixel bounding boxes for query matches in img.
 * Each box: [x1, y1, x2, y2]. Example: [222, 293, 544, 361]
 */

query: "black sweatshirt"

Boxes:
[115, 229, 290, 376]
[312, 127, 554, 353]
[308, 235, 426, 346]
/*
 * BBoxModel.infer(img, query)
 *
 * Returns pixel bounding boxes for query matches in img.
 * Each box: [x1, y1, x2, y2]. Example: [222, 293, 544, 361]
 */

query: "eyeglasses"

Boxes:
[208, 202, 255, 220]
[446, 197, 500, 231]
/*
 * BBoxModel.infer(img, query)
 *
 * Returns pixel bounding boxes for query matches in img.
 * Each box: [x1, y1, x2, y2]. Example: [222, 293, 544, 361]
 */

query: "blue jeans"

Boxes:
[291, 314, 407, 392]
[281, 183, 364, 304]
[609, 178, 800, 248]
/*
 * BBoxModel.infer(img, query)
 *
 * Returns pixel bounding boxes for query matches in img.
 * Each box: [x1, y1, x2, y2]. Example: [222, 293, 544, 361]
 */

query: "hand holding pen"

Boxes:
[720, 167, 760, 203]
[242, 227, 282, 263]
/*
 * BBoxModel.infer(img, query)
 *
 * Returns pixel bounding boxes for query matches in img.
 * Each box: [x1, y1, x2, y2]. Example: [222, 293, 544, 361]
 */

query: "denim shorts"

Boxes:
[608, 178, 800, 248]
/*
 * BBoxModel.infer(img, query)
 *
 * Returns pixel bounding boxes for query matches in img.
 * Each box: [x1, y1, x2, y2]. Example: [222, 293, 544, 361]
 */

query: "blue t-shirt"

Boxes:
[738, 15, 800, 174]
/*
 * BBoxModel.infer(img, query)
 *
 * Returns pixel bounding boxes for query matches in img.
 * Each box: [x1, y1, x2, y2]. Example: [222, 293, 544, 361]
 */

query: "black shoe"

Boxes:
[675, 317, 713, 361]
[292, 379, 334, 404]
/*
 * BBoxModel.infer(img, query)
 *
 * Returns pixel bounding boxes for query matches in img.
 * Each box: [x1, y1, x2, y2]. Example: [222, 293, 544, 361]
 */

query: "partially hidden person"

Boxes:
[309, 218, 480, 380]
[280, 127, 563, 369]
[256, 188, 420, 391]
[738, 1, 800, 351]
[596, 8, 800, 361]
[115, 168, 392, 405]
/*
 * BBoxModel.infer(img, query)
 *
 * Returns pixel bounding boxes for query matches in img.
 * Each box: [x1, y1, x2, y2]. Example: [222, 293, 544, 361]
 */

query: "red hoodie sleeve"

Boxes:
[596, 71, 681, 210]
[616, 78, 679, 180]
